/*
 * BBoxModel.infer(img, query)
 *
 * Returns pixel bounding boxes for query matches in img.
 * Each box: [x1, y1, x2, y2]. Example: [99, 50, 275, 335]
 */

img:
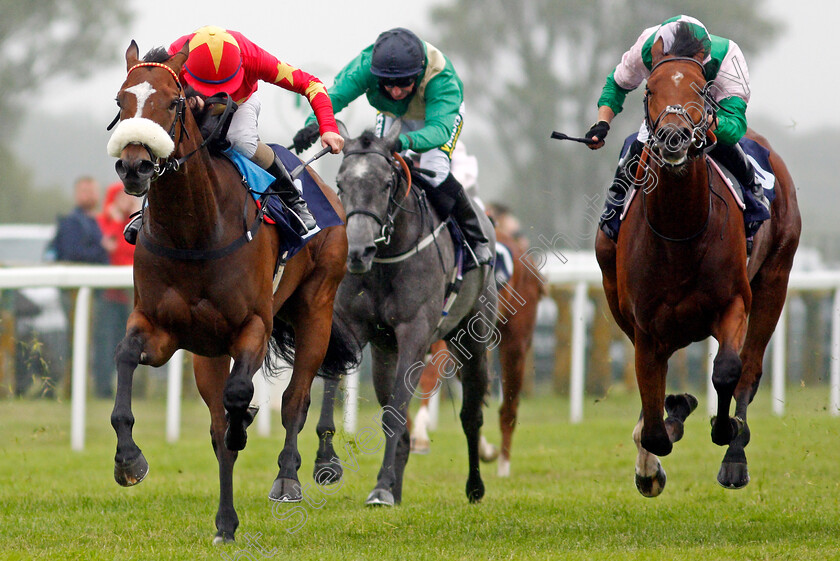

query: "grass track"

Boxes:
[1, 383, 839, 560]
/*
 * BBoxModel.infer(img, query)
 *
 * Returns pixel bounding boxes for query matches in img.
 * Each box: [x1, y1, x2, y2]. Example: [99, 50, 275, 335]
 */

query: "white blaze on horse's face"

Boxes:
[107, 78, 175, 159]
[124, 81, 156, 118]
[672, 71, 684, 87]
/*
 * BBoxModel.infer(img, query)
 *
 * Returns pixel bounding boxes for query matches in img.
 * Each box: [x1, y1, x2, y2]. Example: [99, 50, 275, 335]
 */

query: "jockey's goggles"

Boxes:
[379, 75, 416, 88]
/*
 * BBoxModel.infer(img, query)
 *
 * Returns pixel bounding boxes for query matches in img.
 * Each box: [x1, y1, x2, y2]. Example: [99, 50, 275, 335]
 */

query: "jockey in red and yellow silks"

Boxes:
[123, 25, 342, 242]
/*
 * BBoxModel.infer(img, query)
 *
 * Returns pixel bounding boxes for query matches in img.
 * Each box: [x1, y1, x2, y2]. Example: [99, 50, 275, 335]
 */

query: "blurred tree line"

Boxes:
[0, 0, 132, 222]
[429, 0, 781, 249]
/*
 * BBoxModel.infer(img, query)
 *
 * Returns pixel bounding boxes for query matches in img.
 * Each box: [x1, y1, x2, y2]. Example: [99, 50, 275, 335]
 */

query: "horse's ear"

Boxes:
[168, 43, 190, 74]
[336, 120, 350, 146]
[650, 38, 665, 66]
[125, 40, 140, 71]
[383, 120, 402, 149]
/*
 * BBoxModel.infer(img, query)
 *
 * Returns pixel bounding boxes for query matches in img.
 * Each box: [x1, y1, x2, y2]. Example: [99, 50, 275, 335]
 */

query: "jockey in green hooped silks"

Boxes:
[292, 27, 492, 268]
[584, 15, 769, 243]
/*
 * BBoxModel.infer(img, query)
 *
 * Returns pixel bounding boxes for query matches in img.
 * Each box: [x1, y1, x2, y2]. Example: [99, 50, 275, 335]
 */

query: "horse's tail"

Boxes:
[264, 312, 361, 380]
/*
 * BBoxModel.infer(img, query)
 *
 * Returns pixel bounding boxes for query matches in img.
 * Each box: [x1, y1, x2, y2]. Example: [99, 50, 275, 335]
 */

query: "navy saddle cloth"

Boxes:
[222, 144, 343, 261]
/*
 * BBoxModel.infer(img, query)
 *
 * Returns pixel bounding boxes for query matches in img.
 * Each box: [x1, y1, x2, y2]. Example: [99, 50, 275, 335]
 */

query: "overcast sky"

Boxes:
[32, 0, 840, 136]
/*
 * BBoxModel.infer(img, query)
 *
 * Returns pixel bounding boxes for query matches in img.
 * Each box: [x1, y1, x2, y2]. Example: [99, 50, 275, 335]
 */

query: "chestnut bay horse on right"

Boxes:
[595, 48, 800, 496]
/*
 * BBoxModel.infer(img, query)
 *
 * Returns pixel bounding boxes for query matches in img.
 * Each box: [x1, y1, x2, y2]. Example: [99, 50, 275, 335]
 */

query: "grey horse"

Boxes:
[313, 123, 499, 506]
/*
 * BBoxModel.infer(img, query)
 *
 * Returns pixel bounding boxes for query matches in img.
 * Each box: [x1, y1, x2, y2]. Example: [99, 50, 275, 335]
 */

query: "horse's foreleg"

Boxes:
[223, 316, 267, 452]
[635, 335, 671, 457]
[710, 298, 748, 448]
[313, 376, 343, 484]
[410, 340, 446, 455]
[456, 333, 491, 504]
[111, 317, 176, 487]
[719, 266, 791, 488]
[367, 326, 428, 507]
[194, 355, 241, 543]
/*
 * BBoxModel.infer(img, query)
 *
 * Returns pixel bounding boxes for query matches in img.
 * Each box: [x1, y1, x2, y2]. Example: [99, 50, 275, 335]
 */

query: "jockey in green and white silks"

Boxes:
[294, 27, 491, 267]
[585, 15, 768, 243]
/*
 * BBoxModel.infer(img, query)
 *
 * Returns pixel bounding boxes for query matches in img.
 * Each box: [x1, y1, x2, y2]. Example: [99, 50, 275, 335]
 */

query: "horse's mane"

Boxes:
[143, 47, 170, 63]
[665, 22, 711, 58]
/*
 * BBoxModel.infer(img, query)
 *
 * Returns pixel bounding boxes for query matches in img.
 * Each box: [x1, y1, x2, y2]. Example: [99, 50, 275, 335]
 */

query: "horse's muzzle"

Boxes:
[653, 125, 692, 167]
[116, 155, 155, 195]
[347, 244, 377, 274]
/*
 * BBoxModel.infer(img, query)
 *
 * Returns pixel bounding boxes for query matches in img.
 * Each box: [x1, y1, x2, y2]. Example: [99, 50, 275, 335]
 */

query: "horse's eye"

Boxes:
[115, 97, 121, 108]
[385, 180, 394, 190]
[169, 98, 180, 110]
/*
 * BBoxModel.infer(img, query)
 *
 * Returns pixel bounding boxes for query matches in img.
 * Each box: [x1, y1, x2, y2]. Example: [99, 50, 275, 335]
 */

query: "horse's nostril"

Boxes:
[115, 160, 126, 176]
[137, 160, 155, 177]
[362, 245, 377, 259]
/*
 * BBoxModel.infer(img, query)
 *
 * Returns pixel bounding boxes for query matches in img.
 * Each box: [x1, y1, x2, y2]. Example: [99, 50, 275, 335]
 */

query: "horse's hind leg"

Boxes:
[194, 355, 242, 543]
[455, 327, 491, 503]
[313, 376, 343, 485]
[111, 318, 175, 487]
[497, 331, 526, 477]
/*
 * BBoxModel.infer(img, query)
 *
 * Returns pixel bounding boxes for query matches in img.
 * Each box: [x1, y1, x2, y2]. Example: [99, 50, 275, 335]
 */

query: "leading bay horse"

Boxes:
[595, 42, 800, 496]
[311, 125, 498, 506]
[108, 43, 354, 542]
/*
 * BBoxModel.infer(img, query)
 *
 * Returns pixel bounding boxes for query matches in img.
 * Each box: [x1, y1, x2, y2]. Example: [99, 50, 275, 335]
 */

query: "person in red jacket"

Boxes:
[95, 182, 141, 397]
[125, 25, 343, 241]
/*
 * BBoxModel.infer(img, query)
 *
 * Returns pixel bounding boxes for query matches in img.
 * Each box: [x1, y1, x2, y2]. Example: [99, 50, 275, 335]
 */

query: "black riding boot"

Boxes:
[266, 154, 316, 236]
[599, 139, 644, 242]
[709, 141, 769, 225]
[427, 174, 493, 268]
[123, 211, 142, 245]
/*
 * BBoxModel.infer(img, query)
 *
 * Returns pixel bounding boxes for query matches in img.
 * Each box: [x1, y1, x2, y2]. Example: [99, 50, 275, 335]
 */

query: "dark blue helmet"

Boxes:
[370, 28, 425, 79]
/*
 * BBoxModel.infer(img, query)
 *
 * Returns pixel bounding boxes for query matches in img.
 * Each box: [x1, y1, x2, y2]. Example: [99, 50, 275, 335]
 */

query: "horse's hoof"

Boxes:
[635, 464, 667, 498]
[269, 477, 302, 502]
[710, 416, 745, 446]
[365, 488, 395, 507]
[410, 436, 430, 455]
[313, 461, 342, 485]
[114, 453, 149, 487]
[212, 533, 235, 545]
[665, 393, 698, 418]
[479, 436, 499, 463]
[224, 425, 247, 452]
[717, 462, 750, 489]
[466, 476, 485, 503]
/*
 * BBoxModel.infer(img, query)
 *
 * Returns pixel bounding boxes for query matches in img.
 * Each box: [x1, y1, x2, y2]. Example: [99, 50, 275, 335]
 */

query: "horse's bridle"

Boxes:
[643, 56, 716, 159]
[342, 149, 414, 247]
[109, 62, 234, 179]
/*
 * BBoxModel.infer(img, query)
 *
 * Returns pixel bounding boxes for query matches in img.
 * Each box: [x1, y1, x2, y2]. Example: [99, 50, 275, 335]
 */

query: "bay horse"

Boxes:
[410, 218, 545, 478]
[311, 125, 498, 506]
[595, 44, 800, 496]
[108, 42, 354, 542]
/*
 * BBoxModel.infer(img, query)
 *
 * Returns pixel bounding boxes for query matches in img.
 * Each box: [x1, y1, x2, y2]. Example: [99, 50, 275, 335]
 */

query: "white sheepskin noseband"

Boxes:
[107, 117, 175, 158]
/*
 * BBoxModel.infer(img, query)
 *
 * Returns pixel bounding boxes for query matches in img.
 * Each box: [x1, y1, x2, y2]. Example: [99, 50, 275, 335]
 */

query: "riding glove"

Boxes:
[292, 122, 320, 154]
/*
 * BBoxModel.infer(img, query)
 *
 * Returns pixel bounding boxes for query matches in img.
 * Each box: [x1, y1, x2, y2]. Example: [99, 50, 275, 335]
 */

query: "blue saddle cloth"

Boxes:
[221, 144, 343, 261]
[618, 133, 775, 229]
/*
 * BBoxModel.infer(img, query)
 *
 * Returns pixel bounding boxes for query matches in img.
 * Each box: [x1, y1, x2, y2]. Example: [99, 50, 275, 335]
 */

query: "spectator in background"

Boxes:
[53, 176, 111, 397]
[54, 177, 110, 265]
[94, 183, 140, 398]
